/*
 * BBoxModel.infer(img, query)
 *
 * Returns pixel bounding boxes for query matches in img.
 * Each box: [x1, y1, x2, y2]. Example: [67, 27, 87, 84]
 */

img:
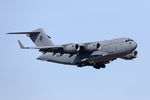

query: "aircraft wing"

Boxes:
[17, 40, 101, 54]
[18, 40, 63, 51]
[72, 50, 109, 64]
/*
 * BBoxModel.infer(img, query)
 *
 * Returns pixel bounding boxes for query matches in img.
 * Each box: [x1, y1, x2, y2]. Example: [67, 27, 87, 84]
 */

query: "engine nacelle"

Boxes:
[63, 44, 80, 53]
[121, 50, 138, 60]
[84, 42, 101, 52]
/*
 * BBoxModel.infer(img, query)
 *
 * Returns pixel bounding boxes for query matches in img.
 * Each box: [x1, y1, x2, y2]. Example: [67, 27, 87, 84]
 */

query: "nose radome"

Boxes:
[132, 41, 137, 50]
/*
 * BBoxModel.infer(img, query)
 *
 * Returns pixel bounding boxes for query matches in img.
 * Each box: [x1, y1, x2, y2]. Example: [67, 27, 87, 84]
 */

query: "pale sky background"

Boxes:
[0, 0, 150, 100]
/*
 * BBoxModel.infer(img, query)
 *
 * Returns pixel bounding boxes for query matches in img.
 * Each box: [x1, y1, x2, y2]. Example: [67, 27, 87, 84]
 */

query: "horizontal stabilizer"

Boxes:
[7, 32, 40, 34]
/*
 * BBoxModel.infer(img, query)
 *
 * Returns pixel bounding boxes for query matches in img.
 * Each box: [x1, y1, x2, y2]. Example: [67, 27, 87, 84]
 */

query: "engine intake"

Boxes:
[63, 44, 80, 53]
[121, 50, 138, 60]
[84, 42, 101, 52]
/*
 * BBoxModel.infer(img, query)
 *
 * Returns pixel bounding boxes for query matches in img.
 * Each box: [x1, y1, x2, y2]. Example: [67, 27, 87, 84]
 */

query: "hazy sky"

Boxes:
[0, 0, 150, 100]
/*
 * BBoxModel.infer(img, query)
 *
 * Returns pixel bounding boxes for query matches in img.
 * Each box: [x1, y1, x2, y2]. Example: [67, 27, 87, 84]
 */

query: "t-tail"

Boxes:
[7, 28, 54, 46]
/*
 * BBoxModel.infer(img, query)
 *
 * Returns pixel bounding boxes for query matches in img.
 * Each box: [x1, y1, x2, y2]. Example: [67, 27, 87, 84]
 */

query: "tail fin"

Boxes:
[30, 28, 54, 46]
[8, 28, 54, 46]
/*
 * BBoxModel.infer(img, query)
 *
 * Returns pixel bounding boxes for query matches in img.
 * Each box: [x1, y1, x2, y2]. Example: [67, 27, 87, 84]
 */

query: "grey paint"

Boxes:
[7, 28, 138, 69]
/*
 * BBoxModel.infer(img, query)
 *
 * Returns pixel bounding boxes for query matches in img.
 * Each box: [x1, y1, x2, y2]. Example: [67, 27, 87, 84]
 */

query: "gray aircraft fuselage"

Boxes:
[37, 38, 137, 66]
[8, 28, 138, 69]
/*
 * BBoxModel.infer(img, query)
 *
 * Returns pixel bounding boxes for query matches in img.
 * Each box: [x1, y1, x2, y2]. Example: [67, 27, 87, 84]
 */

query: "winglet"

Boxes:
[18, 40, 25, 49]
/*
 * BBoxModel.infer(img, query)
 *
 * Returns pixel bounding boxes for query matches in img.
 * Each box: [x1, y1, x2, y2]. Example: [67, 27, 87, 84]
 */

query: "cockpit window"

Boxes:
[125, 39, 133, 42]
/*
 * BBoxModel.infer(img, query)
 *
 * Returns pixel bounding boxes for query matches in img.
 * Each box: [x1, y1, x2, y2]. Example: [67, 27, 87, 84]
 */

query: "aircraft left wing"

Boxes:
[17, 40, 101, 54]
[18, 40, 63, 50]
[18, 40, 79, 53]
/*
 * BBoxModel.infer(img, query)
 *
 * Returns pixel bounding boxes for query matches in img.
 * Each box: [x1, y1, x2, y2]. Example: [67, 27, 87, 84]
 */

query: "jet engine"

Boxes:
[121, 50, 138, 60]
[63, 44, 80, 53]
[84, 42, 101, 52]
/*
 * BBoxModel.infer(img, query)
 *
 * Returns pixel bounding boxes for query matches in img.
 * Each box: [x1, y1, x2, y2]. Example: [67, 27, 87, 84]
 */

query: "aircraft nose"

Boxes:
[132, 41, 137, 50]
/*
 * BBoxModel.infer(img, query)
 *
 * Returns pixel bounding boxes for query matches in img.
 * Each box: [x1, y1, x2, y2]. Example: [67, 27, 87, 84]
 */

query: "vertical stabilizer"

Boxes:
[30, 28, 54, 46]
[7, 28, 55, 46]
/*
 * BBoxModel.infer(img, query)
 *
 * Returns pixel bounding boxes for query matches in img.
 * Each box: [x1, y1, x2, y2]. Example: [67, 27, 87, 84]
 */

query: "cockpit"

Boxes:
[125, 39, 133, 42]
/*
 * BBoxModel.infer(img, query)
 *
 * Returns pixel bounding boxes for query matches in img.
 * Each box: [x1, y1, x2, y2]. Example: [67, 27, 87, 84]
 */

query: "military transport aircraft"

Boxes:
[7, 28, 138, 69]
